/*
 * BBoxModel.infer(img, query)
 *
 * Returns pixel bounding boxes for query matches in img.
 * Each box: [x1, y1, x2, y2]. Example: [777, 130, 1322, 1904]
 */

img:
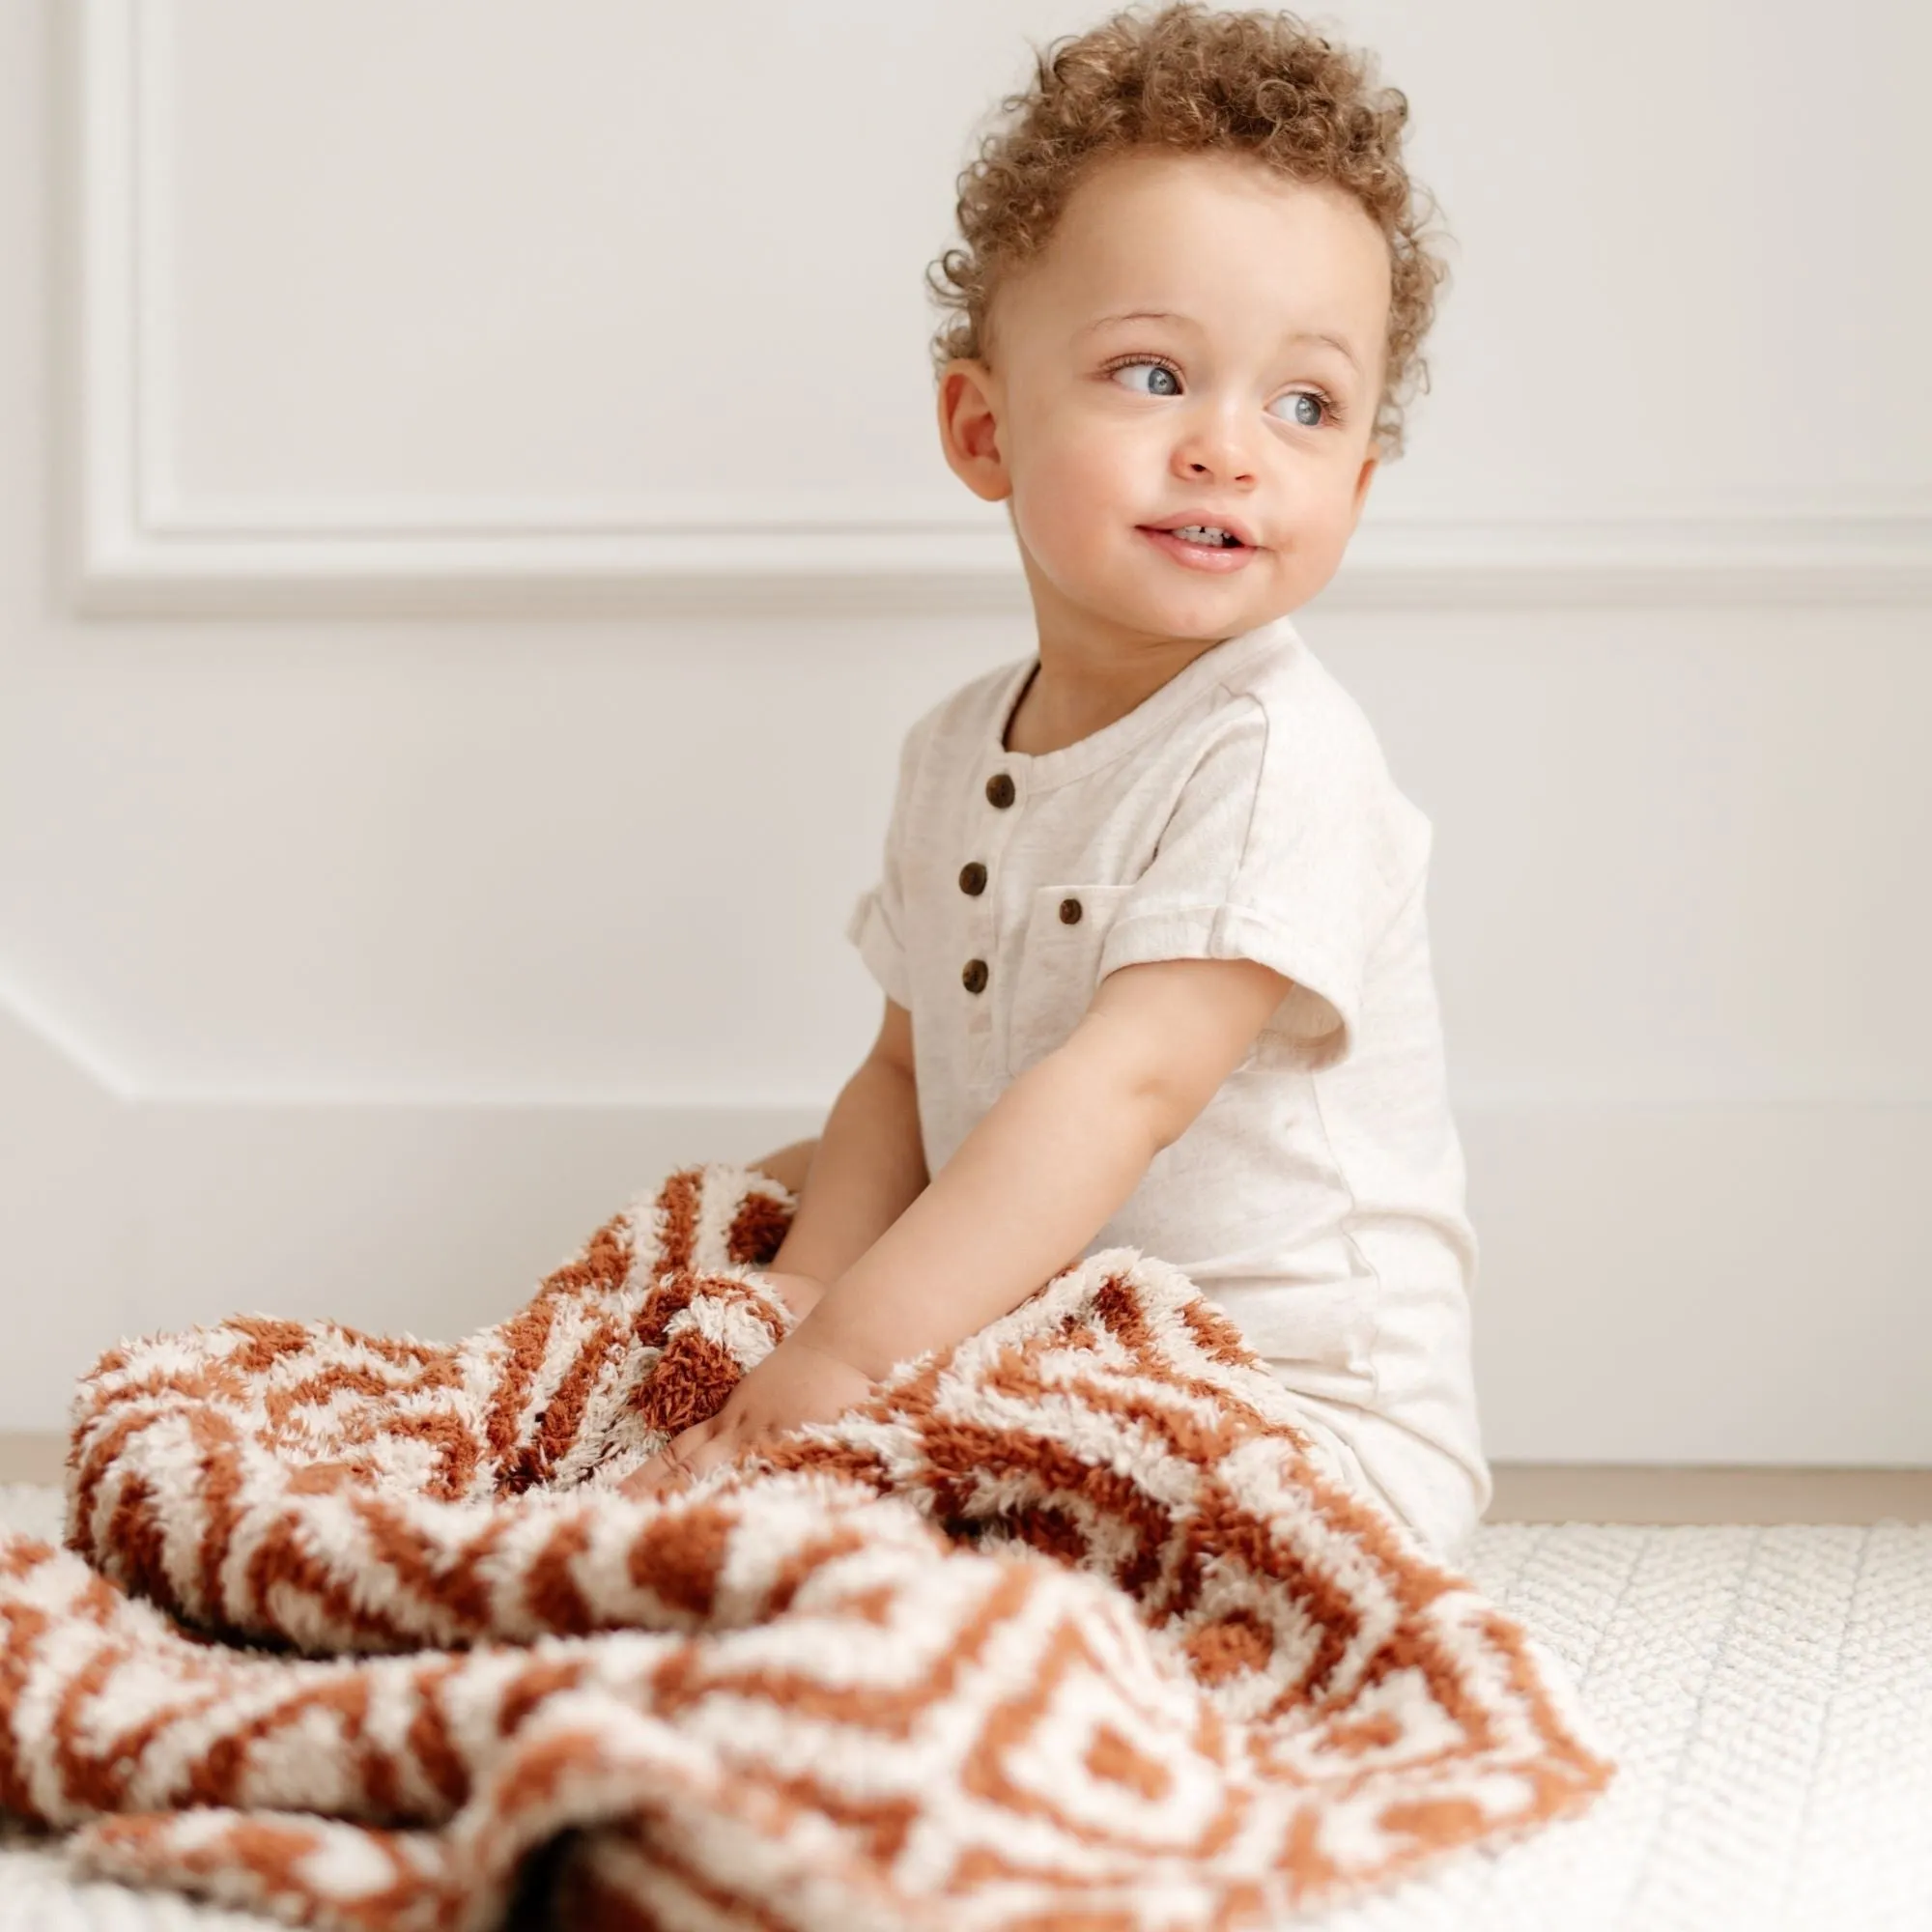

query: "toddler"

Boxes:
[626, 0, 1490, 1562]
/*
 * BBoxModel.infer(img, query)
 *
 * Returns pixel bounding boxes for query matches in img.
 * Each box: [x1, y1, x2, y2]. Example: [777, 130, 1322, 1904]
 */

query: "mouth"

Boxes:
[1136, 514, 1262, 572]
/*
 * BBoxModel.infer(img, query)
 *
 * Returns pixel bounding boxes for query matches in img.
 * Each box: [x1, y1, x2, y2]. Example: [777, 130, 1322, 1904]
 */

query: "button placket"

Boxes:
[961, 762, 1026, 1046]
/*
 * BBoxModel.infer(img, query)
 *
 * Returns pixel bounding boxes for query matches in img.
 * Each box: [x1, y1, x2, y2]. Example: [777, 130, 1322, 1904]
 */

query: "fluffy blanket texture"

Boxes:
[0, 1162, 1613, 1930]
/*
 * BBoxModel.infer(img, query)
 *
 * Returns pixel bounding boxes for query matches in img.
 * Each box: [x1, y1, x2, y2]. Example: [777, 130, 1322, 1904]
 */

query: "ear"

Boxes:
[935, 358, 1011, 502]
[1349, 444, 1379, 526]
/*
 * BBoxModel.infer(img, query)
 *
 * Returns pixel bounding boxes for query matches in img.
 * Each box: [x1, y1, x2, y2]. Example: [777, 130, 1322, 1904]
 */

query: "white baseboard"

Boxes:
[2, 1000, 1926, 1458]
[1461, 1102, 1932, 1464]
[0, 999, 818, 1427]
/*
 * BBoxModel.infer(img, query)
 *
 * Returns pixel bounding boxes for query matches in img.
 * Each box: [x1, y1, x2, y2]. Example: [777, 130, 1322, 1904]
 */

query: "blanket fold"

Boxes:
[0, 1160, 1612, 1930]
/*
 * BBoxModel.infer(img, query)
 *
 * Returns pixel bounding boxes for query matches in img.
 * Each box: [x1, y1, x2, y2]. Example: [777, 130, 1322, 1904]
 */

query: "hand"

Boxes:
[619, 1328, 876, 1499]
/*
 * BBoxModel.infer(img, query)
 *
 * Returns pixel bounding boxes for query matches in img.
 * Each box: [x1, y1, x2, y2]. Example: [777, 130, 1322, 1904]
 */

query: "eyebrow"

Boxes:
[1081, 308, 1363, 375]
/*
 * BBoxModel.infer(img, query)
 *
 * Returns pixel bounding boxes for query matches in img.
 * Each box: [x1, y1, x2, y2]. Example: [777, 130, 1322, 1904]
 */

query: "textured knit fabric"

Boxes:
[0, 1164, 1613, 1930]
[845, 612, 1491, 1562]
[11, 1477, 1929, 1932]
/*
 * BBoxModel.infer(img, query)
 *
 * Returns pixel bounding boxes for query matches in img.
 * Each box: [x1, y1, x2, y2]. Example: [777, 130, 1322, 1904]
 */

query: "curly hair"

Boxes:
[925, 2, 1452, 460]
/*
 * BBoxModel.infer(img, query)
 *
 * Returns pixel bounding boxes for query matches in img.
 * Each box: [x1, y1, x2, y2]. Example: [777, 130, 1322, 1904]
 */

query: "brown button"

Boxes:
[985, 773, 1016, 809]
[961, 957, 989, 995]
[958, 861, 987, 895]
[1059, 896, 1083, 924]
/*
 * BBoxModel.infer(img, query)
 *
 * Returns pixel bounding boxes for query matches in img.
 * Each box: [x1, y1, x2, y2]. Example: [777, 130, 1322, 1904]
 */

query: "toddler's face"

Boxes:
[940, 147, 1390, 648]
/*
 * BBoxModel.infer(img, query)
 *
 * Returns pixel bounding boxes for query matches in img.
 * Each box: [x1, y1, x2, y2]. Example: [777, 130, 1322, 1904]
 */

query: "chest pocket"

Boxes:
[1004, 881, 1137, 1079]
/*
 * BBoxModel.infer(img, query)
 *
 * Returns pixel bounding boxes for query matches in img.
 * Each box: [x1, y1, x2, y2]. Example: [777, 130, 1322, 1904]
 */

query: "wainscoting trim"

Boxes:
[64, 5, 1932, 617]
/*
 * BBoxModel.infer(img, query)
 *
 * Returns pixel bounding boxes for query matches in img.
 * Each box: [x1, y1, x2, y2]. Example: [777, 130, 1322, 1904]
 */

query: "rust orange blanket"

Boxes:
[0, 1161, 1612, 1929]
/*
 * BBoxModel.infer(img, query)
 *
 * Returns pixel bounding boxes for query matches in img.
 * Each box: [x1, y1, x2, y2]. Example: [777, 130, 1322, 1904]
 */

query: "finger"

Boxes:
[686, 1416, 766, 1485]
[627, 1429, 699, 1497]
[624, 1413, 728, 1497]
[676, 1435, 725, 1485]
[658, 1422, 720, 1486]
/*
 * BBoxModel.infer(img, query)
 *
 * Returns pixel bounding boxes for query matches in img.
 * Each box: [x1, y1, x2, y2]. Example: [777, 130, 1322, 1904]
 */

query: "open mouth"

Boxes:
[1160, 524, 1245, 549]
[1136, 522, 1259, 570]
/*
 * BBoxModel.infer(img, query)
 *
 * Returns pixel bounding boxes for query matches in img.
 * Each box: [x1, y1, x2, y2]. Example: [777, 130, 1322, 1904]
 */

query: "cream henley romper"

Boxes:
[844, 611, 1492, 1562]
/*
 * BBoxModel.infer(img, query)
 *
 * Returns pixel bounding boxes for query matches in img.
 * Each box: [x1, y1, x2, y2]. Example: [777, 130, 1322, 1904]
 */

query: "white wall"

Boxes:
[1, 0, 1926, 1459]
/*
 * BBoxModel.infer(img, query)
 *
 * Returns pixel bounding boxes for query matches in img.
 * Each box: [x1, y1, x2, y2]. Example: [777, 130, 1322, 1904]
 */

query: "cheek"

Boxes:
[1303, 485, 1362, 560]
[1012, 429, 1130, 556]
[1264, 465, 1354, 546]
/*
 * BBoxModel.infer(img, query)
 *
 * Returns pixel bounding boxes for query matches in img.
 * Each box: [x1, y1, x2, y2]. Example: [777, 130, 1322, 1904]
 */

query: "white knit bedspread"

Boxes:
[2, 1485, 1927, 1932]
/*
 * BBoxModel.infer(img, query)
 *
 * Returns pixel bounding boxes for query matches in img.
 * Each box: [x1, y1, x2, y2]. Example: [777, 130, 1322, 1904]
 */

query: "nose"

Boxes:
[1172, 398, 1260, 488]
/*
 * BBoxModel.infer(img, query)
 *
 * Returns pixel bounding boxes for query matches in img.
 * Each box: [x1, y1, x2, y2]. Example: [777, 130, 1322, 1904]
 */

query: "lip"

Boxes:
[1136, 514, 1262, 573]
[1139, 510, 1261, 549]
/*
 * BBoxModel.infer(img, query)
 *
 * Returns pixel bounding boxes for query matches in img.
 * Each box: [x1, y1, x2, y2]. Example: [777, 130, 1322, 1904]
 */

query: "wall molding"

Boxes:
[4, 995, 1927, 1459]
[67, 1, 1932, 615]
[0, 969, 135, 1099]
[5, 963, 1926, 1117]
[13, 923, 1932, 1116]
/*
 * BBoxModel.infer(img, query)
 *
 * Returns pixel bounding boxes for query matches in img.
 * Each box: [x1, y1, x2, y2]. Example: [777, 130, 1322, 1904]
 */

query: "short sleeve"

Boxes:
[842, 708, 931, 1010]
[1096, 696, 1429, 1071]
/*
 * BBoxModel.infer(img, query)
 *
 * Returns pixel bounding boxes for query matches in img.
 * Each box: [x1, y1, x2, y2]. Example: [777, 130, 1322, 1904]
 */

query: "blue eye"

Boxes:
[1110, 358, 1181, 397]
[1267, 389, 1334, 429]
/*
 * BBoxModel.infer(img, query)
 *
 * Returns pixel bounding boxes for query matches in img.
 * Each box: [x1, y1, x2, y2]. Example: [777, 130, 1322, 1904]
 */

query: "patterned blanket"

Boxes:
[0, 1162, 1612, 1930]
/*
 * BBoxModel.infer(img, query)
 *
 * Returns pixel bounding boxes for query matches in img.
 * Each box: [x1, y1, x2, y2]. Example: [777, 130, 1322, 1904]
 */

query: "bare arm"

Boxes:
[789, 954, 1293, 1382]
[766, 998, 927, 1285]
[621, 956, 1297, 1497]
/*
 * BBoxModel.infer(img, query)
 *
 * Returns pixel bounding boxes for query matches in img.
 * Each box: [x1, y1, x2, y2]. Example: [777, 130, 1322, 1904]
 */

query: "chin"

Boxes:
[1138, 589, 1273, 638]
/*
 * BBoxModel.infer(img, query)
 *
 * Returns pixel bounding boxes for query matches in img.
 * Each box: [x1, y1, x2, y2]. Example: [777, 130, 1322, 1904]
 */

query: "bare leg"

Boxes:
[748, 1136, 819, 1196]
[743, 1137, 824, 1314]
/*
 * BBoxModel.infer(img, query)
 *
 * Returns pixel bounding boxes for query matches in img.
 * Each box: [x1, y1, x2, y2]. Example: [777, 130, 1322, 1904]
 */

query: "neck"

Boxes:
[1004, 557, 1253, 755]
